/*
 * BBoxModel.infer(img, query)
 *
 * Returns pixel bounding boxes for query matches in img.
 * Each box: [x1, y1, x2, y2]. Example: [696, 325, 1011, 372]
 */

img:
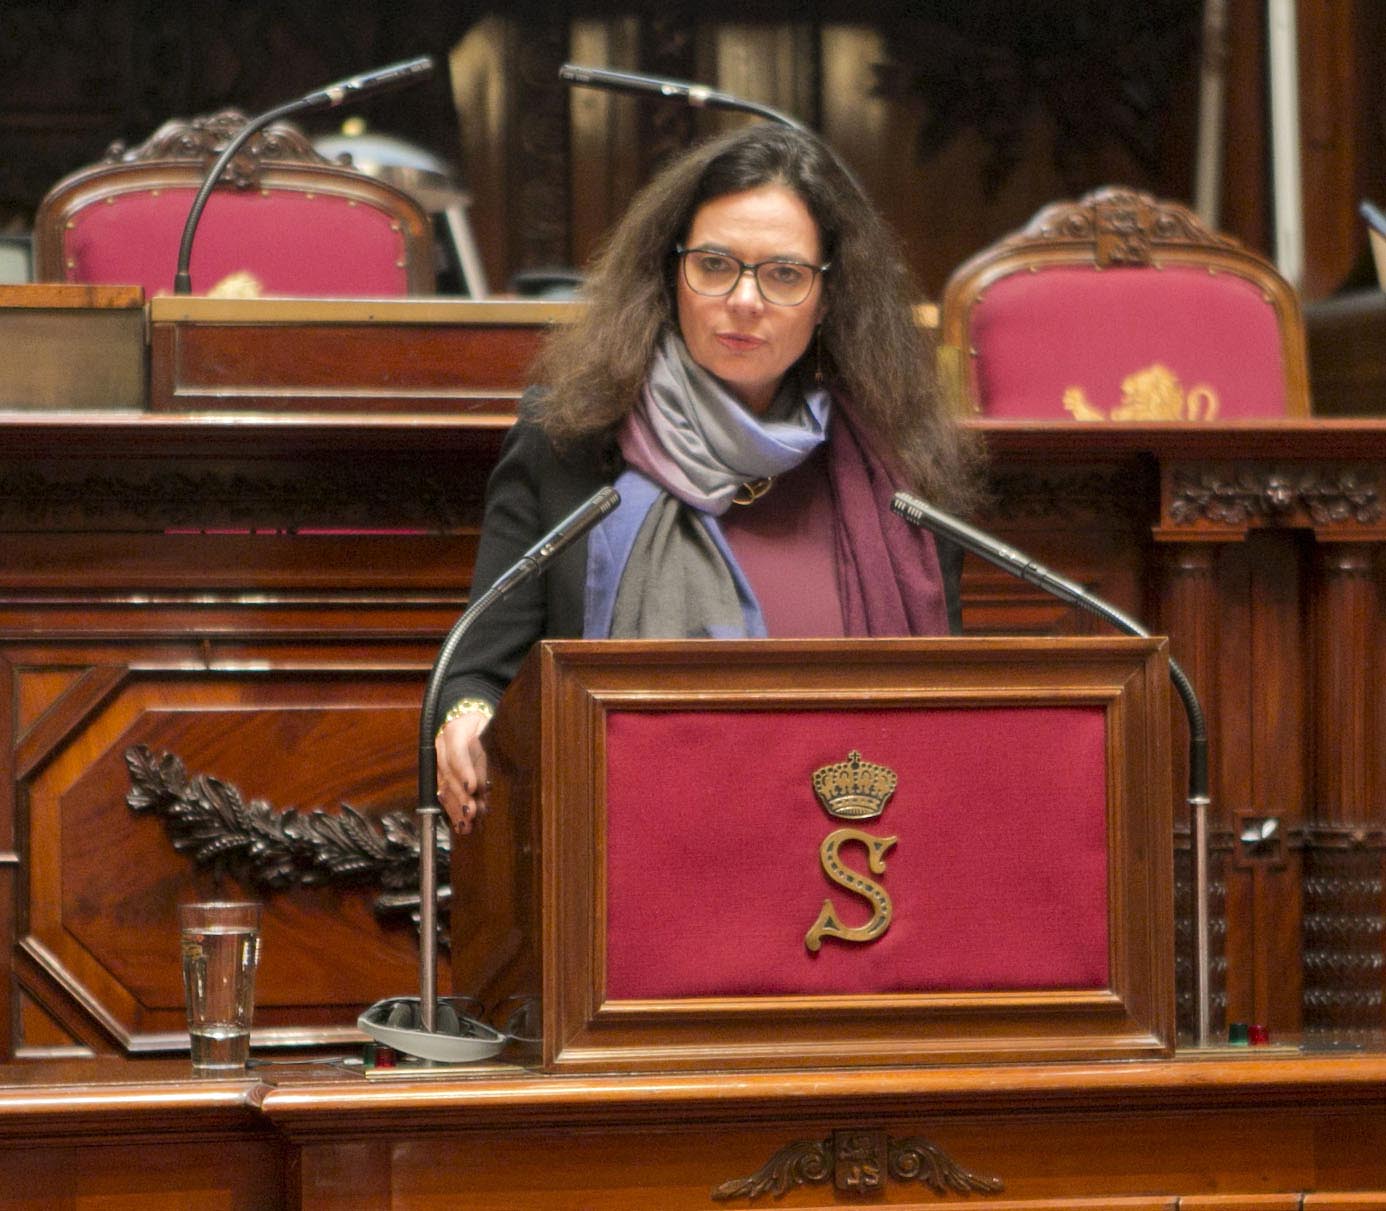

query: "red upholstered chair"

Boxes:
[939, 187, 1310, 420]
[33, 110, 434, 298]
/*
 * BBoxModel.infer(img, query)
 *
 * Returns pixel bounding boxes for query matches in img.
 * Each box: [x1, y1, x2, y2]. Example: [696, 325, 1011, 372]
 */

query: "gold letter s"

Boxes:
[804, 829, 898, 953]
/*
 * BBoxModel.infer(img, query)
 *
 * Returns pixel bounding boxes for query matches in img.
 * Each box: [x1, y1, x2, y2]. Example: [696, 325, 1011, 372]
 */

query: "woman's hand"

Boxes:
[434, 709, 491, 833]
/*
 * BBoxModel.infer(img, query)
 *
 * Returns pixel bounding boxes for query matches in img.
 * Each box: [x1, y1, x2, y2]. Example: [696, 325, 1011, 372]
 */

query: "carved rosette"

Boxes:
[1168, 465, 1383, 529]
[711, 1128, 1003, 1202]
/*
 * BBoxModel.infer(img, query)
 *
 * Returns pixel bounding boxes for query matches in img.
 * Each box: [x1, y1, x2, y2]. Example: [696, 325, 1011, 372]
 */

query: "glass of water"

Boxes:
[178, 901, 262, 1070]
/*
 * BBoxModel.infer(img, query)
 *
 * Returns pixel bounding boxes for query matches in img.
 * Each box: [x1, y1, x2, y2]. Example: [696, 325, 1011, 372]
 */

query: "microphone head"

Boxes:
[318, 55, 436, 110]
[594, 484, 621, 516]
[890, 491, 926, 526]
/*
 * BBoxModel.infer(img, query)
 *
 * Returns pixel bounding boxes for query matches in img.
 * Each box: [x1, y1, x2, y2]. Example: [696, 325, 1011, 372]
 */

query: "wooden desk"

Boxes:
[1, 411, 1382, 1062]
[4, 1052, 1386, 1208]
[146, 296, 580, 413]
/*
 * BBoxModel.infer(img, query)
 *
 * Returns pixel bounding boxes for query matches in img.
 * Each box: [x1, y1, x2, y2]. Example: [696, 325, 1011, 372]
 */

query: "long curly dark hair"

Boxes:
[531, 121, 982, 512]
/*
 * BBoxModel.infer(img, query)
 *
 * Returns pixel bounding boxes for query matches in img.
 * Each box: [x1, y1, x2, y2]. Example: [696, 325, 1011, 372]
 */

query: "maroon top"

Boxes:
[720, 446, 846, 638]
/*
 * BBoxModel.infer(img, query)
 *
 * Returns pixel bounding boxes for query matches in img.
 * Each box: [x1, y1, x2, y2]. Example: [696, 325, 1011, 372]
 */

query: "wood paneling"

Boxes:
[148, 297, 575, 414]
[6, 639, 450, 1052]
[3, 411, 1385, 1058]
[0, 412, 511, 1059]
[1, 1052, 1386, 1208]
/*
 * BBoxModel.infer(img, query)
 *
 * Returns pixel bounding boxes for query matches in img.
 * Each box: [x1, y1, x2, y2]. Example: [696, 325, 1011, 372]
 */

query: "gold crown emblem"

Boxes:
[812, 750, 897, 820]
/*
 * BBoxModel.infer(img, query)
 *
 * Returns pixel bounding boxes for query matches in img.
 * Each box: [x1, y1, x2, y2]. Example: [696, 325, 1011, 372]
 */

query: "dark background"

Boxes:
[2, 0, 1381, 300]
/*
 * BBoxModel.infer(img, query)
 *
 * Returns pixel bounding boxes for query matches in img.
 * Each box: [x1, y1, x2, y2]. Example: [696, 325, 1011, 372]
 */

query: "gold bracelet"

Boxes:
[437, 697, 496, 738]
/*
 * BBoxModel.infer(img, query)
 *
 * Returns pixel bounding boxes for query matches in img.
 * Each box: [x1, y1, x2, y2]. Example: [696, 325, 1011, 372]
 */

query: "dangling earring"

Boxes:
[814, 325, 824, 386]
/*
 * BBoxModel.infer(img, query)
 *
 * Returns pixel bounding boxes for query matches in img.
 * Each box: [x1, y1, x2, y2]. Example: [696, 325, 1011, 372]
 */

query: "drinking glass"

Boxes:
[178, 901, 261, 1070]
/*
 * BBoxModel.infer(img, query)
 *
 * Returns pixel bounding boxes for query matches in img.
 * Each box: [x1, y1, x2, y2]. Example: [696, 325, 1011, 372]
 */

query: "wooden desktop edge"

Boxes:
[5, 1050, 1386, 1133]
[146, 296, 586, 325]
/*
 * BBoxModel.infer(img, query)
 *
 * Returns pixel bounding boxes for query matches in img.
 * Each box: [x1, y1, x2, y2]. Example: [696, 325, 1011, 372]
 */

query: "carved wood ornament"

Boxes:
[124, 745, 448, 935]
[940, 185, 1312, 417]
[1169, 465, 1383, 528]
[104, 109, 342, 190]
[711, 1128, 1003, 1201]
[1014, 186, 1242, 267]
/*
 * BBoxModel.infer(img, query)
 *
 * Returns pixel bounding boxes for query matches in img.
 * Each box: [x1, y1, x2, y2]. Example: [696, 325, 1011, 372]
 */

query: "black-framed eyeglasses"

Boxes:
[675, 245, 829, 307]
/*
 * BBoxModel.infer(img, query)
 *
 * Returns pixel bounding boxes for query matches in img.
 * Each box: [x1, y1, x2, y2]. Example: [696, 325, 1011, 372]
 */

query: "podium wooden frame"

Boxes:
[453, 636, 1174, 1074]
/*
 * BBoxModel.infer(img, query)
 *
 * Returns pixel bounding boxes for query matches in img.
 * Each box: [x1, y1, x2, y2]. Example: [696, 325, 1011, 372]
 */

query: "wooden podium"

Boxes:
[451, 636, 1174, 1073]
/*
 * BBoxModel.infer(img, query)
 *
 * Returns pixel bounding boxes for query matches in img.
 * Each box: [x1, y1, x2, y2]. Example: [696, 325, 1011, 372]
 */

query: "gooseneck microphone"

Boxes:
[891, 489, 1213, 1046]
[360, 485, 620, 1061]
[559, 63, 812, 136]
[475, 483, 624, 602]
[297, 56, 436, 110]
[172, 55, 435, 295]
[559, 63, 870, 202]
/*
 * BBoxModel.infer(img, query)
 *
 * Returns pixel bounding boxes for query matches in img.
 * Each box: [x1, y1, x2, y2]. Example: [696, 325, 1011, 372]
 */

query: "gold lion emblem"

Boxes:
[1063, 363, 1219, 422]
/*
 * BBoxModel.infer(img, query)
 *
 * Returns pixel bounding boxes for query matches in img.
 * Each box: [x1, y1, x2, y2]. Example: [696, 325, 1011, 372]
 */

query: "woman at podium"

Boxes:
[434, 121, 981, 831]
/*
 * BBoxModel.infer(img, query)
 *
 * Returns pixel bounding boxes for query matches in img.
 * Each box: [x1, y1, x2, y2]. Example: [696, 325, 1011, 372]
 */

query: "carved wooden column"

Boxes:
[1158, 464, 1315, 1038]
[1304, 540, 1386, 1042]
[1158, 455, 1386, 1042]
[450, 13, 572, 293]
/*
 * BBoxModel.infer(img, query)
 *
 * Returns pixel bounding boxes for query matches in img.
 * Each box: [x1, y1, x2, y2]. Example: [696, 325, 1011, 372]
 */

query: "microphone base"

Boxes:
[358, 996, 506, 1063]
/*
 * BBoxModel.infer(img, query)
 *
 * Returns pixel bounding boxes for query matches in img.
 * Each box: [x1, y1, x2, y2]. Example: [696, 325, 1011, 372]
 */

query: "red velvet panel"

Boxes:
[605, 706, 1109, 999]
[63, 187, 411, 296]
[970, 265, 1288, 419]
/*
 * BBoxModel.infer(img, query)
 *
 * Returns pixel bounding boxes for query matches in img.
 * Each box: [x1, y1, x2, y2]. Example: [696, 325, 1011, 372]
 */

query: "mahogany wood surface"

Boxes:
[3, 1054, 1386, 1208]
[1, 409, 1384, 1061]
[147, 297, 581, 413]
[0, 398, 1382, 1201]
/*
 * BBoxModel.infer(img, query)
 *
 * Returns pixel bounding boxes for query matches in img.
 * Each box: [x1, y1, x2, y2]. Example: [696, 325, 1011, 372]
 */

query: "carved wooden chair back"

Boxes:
[33, 110, 435, 298]
[939, 187, 1310, 420]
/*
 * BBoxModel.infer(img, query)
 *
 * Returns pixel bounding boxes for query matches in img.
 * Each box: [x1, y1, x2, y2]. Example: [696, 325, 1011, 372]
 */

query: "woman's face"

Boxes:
[675, 183, 826, 415]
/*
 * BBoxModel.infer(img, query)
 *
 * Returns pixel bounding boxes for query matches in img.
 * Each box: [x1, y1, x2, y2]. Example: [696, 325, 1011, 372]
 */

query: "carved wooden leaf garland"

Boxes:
[124, 744, 447, 893]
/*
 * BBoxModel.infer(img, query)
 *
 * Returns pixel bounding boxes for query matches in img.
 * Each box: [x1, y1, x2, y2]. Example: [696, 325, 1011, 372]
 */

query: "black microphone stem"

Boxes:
[559, 64, 813, 136]
[173, 96, 315, 295]
[559, 63, 870, 202]
[891, 490, 1213, 1046]
[414, 485, 619, 1033]
[172, 55, 434, 295]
